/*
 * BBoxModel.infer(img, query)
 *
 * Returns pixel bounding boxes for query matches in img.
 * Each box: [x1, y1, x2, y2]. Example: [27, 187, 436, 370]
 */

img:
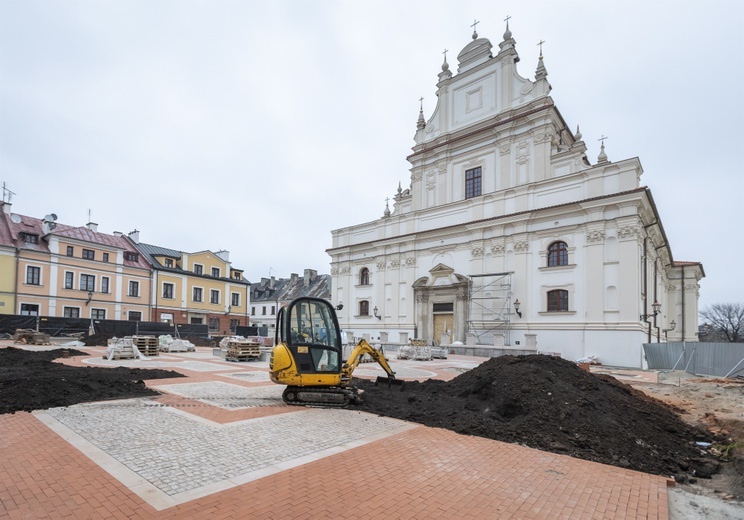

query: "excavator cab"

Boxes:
[274, 297, 343, 375]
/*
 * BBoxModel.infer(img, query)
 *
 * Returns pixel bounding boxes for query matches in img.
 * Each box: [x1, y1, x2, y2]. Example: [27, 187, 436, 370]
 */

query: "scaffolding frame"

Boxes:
[467, 272, 513, 345]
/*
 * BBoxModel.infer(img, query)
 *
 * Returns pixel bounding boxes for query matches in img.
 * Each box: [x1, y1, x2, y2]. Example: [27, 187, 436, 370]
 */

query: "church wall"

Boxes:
[328, 25, 701, 367]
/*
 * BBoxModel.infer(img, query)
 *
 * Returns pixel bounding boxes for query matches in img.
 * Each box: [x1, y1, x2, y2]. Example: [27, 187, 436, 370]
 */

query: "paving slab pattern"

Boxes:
[40, 399, 413, 507]
[0, 346, 673, 518]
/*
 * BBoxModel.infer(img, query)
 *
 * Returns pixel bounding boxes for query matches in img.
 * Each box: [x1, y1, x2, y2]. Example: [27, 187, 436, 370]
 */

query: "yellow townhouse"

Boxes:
[127, 231, 250, 333]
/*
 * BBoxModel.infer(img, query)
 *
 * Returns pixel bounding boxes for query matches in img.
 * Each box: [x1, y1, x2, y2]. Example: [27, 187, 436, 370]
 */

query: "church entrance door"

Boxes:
[433, 314, 453, 346]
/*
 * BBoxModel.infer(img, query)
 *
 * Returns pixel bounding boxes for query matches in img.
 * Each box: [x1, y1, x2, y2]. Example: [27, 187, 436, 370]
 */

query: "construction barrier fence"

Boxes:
[643, 342, 744, 378]
[0, 314, 208, 340]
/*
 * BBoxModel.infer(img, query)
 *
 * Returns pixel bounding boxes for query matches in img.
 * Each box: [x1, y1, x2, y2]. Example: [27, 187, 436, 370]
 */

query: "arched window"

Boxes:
[360, 267, 370, 285]
[547, 290, 569, 312]
[359, 300, 369, 316]
[547, 241, 569, 267]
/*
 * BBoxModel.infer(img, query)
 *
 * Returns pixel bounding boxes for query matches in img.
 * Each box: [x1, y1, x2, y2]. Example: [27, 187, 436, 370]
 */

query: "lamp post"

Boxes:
[373, 306, 382, 320]
[640, 301, 661, 343]
[514, 299, 522, 318]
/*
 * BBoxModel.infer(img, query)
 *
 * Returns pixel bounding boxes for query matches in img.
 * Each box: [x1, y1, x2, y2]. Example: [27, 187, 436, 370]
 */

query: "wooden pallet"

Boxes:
[225, 340, 260, 362]
[131, 336, 159, 356]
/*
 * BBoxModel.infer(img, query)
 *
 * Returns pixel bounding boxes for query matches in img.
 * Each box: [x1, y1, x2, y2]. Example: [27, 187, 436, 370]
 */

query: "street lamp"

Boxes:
[640, 301, 661, 321]
[85, 290, 93, 306]
[514, 299, 522, 318]
[373, 306, 382, 320]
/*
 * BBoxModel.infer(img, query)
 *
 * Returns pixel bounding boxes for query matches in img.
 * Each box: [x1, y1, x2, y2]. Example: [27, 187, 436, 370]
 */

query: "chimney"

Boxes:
[86, 222, 98, 232]
[270, 276, 275, 289]
[290, 273, 298, 283]
[304, 269, 317, 287]
[128, 229, 140, 244]
[113, 231, 123, 237]
[215, 250, 230, 262]
[261, 277, 269, 285]
[1, 202, 11, 215]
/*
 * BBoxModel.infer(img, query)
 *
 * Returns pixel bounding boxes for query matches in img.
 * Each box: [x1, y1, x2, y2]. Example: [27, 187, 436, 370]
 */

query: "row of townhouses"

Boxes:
[0, 200, 333, 335]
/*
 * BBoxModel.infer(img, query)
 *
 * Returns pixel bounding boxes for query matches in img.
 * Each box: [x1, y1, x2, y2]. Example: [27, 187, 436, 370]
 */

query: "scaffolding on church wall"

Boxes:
[467, 272, 513, 345]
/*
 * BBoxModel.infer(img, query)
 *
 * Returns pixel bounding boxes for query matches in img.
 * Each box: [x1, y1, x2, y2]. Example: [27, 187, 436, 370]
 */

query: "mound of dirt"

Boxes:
[356, 355, 720, 480]
[0, 347, 184, 414]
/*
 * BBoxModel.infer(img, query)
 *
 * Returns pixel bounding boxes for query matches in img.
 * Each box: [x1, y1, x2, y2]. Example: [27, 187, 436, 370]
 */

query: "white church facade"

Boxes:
[328, 24, 703, 368]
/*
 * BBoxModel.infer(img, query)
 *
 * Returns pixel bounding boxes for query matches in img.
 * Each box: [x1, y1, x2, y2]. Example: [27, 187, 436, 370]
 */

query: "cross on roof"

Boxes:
[537, 39, 545, 57]
[471, 19, 479, 32]
[504, 15, 511, 23]
[442, 48, 448, 60]
[419, 96, 424, 110]
[598, 135, 608, 144]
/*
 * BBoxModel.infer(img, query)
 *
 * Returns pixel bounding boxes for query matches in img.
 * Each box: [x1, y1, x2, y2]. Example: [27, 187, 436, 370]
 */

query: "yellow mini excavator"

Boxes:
[269, 296, 402, 406]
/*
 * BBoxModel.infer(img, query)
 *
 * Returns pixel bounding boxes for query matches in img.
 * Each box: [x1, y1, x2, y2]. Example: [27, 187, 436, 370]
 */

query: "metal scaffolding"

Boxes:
[467, 272, 513, 345]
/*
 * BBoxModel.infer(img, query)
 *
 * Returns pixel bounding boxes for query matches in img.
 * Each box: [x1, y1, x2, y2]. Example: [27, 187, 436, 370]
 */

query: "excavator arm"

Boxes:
[341, 339, 402, 387]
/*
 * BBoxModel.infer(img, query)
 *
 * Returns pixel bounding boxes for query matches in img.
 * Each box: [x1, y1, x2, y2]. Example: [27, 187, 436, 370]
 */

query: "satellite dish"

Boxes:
[43, 213, 58, 222]
[9, 214, 21, 224]
[50, 213, 57, 221]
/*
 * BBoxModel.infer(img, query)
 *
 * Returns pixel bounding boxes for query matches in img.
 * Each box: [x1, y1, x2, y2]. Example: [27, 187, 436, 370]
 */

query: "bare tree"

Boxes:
[699, 303, 744, 342]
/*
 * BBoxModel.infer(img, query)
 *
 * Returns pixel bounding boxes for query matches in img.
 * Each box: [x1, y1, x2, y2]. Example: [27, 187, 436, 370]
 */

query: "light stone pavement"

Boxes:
[218, 371, 272, 383]
[152, 381, 283, 408]
[38, 396, 415, 510]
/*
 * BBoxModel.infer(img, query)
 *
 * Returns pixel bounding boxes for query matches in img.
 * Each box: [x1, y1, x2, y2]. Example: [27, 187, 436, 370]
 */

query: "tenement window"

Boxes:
[360, 267, 370, 285]
[193, 287, 203, 302]
[210, 290, 219, 304]
[26, 266, 41, 285]
[82, 249, 95, 260]
[163, 283, 174, 299]
[359, 300, 369, 316]
[128, 281, 139, 297]
[80, 274, 95, 292]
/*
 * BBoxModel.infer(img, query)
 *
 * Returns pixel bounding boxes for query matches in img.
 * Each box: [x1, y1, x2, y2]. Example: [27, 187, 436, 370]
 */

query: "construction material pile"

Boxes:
[0, 347, 184, 414]
[356, 354, 720, 479]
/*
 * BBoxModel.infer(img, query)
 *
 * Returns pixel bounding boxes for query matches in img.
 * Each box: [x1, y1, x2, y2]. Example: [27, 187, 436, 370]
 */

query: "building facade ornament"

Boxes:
[617, 225, 642, 240]
[376, 259, 386, 271]
[491, 243, 506, 255]
[586, 230, 606, 243]
[471, 247, 485, 257]
[390, 258, 401, 269]
[514, 240, 529, 252]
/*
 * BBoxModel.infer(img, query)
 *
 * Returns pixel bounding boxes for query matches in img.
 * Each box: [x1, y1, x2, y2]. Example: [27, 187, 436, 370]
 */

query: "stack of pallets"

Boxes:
[131, 336, 159, 356]
[225, 339, 261, 362]
[106, 338, 137, 360]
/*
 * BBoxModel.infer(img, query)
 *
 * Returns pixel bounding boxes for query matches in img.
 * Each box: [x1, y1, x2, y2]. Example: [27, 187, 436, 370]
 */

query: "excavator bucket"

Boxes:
[375, 375, 404, 389]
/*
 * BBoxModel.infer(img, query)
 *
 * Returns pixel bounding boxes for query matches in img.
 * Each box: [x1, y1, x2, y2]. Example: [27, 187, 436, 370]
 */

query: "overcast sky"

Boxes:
[1, 0, 741, 312]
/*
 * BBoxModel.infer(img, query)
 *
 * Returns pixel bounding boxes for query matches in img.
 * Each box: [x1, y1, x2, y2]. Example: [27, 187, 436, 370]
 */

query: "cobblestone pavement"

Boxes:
[0, 345, 672, 519]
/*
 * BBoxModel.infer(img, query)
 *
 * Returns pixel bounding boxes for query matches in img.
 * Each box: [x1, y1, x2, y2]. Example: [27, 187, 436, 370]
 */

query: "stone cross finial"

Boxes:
[537, 39, 545, 57]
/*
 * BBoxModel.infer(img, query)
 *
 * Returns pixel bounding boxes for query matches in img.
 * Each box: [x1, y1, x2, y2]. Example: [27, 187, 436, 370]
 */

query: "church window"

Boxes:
[359, 300, 369, 316]
[547, 290, 569, 312]
[547, 241, 568, 267]
[465, 167, 482, 199]
[360, 267, 370, 285]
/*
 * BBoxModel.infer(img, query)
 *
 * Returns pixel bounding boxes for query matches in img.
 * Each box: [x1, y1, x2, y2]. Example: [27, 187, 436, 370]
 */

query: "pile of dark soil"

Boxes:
[0, 347, 184, 414]
[356, 355, 720, 480]
[84, 333, 114, 346]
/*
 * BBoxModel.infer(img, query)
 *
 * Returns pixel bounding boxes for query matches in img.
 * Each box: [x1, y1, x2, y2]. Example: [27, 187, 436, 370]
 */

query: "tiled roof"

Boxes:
[250, 273, 331, 304]
[0, 205, 150, 269]
[133, 242, 182, 269]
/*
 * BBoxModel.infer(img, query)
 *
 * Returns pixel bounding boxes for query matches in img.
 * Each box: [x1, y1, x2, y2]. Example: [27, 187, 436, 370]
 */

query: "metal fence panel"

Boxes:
[643, 342, 744, 377]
